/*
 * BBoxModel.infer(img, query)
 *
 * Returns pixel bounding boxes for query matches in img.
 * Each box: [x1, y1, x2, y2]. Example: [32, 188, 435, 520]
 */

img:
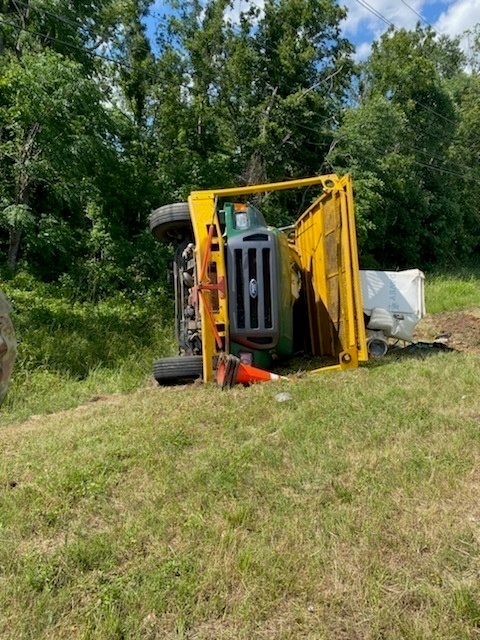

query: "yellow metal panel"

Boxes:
[294, 174, 367, 368]
[344, 175, 369, 363]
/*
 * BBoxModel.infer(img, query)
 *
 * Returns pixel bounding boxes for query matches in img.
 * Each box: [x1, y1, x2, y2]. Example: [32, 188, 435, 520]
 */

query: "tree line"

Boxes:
[0, 0, 479, 298]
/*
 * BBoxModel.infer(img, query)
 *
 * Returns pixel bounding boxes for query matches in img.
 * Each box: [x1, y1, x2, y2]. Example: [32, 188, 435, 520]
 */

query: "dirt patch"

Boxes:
[415, 309, 480, 355]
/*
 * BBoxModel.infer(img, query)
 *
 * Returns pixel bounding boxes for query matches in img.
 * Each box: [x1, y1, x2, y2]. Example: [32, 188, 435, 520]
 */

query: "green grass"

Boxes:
[2, 266, 479, 424]
[425, 267, 480, 313]
[0, 268, 479, 638]
[0, 352, 480, 638]
[0, 274, 176, 424]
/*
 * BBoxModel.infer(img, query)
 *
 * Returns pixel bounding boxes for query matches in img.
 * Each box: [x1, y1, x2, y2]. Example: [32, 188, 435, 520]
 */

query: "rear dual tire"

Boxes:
[149, 203, 192, 243]
[153, 355, 203, 384]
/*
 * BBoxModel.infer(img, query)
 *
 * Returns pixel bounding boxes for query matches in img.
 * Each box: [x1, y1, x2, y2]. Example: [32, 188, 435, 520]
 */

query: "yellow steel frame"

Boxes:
[188, 174, 367, 382]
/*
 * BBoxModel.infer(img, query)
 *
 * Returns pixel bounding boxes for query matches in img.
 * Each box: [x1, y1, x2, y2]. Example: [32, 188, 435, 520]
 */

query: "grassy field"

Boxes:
[0, 271, 479, 638]
[0, 274, 176, 425]
[424, 267, 480, 313]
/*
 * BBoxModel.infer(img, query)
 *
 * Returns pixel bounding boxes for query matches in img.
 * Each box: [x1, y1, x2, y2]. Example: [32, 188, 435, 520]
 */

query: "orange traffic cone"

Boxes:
[216, 354, 290, 388]
[235, 362, 289, 384]
[216, 356, 239, 389]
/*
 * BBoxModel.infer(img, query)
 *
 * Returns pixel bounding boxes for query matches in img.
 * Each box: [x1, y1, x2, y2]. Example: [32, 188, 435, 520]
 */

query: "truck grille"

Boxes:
[228, 233, 279, 349]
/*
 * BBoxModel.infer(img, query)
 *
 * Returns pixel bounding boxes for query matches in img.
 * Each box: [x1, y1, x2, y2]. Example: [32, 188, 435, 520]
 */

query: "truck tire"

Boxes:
[150, 203, 192, 243]
[153, 355, 203, 384]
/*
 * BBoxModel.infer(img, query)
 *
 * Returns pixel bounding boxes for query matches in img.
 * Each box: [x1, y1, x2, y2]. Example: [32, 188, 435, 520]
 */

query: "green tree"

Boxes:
[446, 25, 480, 258]
[0, 0, 168, 291]
[0, 49, 116, 271]
[150, 0, 355, 207]
[329, 26, 469, 268]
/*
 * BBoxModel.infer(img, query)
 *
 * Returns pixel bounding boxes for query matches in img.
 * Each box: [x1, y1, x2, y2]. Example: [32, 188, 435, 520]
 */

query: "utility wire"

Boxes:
[349, 2, 480, 144]
[0, 18, 154, 77]
[367, 143, 468, 179]
[331, 144, 469, 180]
[292, 108, 477, 175]
[352, 0, 442, 37]
[398, 0, 441, 36]
[351, 0, 394, 28]
[13, 0, 155, 59]
[398, 90, 456, 125]
[3, 4, 476, 152]
[395, 89, 480, 146]
[374, 143, 470, 179]
[14, 0, 84, 31]
[411, 158, 467, 179]
[399, 142, 476, 175]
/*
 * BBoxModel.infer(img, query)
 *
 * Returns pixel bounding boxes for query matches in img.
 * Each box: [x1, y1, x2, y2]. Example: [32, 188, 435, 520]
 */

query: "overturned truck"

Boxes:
[150, 174, 370, 385]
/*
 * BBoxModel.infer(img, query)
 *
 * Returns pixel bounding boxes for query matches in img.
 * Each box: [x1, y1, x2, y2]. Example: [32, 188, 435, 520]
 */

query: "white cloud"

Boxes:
[148, 0, 480, 59]
[340, 0, 431, 61]
[341, 0, 480, 60]
[353, 40, 375, 61]
[340, 0, 426, 39]
[435, 0, 480, 38]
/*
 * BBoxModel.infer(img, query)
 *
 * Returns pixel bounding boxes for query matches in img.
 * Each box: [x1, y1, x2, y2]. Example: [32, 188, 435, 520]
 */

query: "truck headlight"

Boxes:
[235, 212, 249, 230]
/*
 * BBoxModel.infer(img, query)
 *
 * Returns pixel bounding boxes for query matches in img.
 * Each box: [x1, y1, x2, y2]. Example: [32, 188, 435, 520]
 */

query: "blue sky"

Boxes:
[340, 0, 480, 59]
[146, 0, 480, 60]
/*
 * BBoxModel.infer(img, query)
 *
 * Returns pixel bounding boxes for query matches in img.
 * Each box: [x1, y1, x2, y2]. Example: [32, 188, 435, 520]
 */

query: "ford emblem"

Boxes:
[249, 278, 258, 299]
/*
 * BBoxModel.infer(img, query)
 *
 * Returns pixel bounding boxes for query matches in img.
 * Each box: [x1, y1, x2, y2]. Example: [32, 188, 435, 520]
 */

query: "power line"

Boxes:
[394, 89, 480, 146]
[0, 18, 154, 77]
[394, 88, 458, 129]
[399, 91, 456, 125]
[14, 0, 84, 31]
[351, 0, 394, 28]
[411, 158, 467, 179]
[398, 0, 441, 36]
[2, 5, 475, 152]
[368, 143, 468, 179]
[350, 2, 479, 144]
[294, 104, 476, 175]
[13, 0, 155, 59]
[401, 143, 475, 174]
[332, 143, 469, 180]
[374, 144, 469, 180]
[352, 0, 442, 38]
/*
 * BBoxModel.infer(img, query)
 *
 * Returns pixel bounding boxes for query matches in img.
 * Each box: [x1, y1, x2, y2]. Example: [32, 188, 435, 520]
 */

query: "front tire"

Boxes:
[153, 355, 203, 384]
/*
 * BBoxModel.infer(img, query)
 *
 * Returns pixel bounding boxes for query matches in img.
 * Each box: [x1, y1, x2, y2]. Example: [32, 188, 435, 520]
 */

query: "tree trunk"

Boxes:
[8, 161, 32, 271]
[7, 122, 40, 271]
[7, 228, 22, 272]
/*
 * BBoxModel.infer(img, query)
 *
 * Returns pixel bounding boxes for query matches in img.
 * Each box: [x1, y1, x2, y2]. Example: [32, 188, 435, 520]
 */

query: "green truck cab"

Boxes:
[222, 202, 296, 368]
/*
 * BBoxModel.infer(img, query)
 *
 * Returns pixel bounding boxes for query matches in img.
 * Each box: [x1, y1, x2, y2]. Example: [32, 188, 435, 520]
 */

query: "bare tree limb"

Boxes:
[295, 66, 344, 103]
